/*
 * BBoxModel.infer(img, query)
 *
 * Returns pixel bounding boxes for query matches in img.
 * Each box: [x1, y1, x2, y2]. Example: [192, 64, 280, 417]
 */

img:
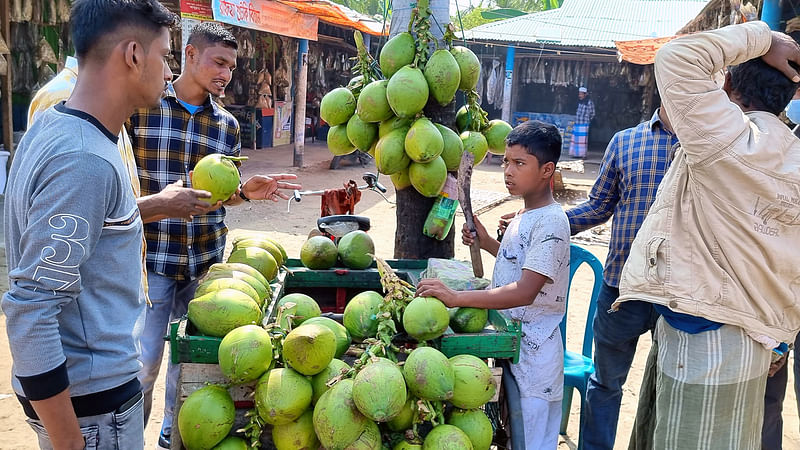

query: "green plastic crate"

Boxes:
[281, 258, 427, 313]
[439, 310, 522, 364]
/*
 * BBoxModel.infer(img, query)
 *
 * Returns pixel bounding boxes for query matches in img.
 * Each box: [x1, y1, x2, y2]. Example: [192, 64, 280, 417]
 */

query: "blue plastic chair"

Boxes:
[559, 244, 604, 449]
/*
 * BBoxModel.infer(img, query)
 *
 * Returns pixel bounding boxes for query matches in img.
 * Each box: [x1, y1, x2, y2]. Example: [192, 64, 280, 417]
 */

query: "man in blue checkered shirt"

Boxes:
[565, 107, 678, 450]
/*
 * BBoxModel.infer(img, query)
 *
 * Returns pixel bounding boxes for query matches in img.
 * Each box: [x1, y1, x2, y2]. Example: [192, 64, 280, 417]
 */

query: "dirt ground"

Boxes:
[0, 142, 798, 449]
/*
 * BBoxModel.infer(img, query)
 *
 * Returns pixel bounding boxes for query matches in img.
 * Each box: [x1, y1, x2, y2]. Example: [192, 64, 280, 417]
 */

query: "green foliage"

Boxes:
[452, 0, 562, 31]
[338, 0, 392, 21]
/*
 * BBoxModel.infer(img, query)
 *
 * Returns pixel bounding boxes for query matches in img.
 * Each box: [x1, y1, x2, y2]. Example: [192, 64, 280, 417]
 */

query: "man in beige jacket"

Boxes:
[616, 22, 800, 448]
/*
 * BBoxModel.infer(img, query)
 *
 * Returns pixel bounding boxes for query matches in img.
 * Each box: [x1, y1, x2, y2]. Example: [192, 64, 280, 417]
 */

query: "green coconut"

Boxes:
[379, 116, 413, 138]
[328, 124, 357, 156]
[303, 316, 352, 359]
[194, 278, 261, 307]
[484, 119, 513, 155]
[200, 271, 271, 302]
[379, 32, 416, 78]
[402, 296, 450, 341]
[177, 385, 235, 450]
[338, 230, 375, 270]
[367, 140, 377, 158]
[218, 325, 274, 384]
[409, 157, 447, 198]
[423, 424, 474, 450]
[311, 358, 351, 404]
[460, 131, 489, 166]
[347, 114, 379, 152]
[211, 436, 248, 450]
[394, 441, 423, 450]
[386, 65, 429, 118]
[227, 247, 279, 281]
[424, 49, 461, 106]
[313, 379, 372, 449]
[449, 354, 496, 409]
[343, 291, 383, 340]
[187, 289, 263, 338]
[357, 80, 393, 123]
[455, 106, 470, 133]
[387, 397, 415, 432]
[344, 420, 382, 450]
[272, 410, 320, 450]
[208, 262, 270, 290]
[191, 154, 243, 205]
[255, 368, 313, 425]
[300, 235, 338, 269]
[375, 128, 411, 175]
[231, 234, 287, 261]
[390, 167, 412, 190]
[447, 409, 493, 450]
[353, 357, 407, 422]
[435, 124, 465, 172]
[232, 238, 286, 266]
[283, 324, 337, 376]
[277, 293, 322, 328]
[451, 46, 481, 91]
[403, 347, 454, 401]
[450, 307, 489, 333]
[405, 118, 444, 163]
[321, 87, 356, 126]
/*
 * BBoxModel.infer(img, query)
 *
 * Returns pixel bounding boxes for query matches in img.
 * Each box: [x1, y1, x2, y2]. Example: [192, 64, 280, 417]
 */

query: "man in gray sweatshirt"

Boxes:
[2, 1, 177, 449]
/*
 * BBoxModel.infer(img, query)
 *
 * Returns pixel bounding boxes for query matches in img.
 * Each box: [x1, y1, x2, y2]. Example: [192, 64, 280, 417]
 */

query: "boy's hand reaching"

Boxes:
[416, 279, 459, 307]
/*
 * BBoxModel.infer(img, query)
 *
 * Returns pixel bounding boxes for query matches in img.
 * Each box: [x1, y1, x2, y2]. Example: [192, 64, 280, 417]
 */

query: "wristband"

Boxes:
[238, 185, 251, 202]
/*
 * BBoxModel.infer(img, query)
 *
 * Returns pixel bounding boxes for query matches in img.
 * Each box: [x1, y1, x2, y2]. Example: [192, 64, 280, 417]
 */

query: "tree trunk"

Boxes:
[390, 0, 456, 260]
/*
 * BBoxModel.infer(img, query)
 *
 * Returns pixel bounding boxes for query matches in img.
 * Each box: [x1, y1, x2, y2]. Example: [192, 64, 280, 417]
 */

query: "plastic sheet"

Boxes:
[422, 258, 490, 291]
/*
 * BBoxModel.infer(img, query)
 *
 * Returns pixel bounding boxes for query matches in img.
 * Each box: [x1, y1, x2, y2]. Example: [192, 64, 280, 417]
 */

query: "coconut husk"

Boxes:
[0, 55, 7, 77]
[0, 35, 9, 55]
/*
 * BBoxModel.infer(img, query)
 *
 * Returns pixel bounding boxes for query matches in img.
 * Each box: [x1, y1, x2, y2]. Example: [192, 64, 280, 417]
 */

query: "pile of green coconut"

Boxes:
[319, 1, 512, 198]
[179, 252, 497, 450]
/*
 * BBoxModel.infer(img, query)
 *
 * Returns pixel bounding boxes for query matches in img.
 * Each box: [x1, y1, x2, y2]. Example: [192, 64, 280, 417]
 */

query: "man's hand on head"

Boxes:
[764, 31, 800, 83]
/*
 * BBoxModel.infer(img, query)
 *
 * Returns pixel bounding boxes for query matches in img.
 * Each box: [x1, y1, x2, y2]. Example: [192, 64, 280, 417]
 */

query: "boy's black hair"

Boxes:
[70, 0, 177, 60]
[729, 58, 800, 115]
[505, 120, 562, 166]
[187, 22, 238, 51]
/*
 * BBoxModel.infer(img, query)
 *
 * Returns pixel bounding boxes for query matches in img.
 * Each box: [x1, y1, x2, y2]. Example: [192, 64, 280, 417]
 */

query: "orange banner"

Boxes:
[615, 36, 679, 65]
[212, 0, 318, 41]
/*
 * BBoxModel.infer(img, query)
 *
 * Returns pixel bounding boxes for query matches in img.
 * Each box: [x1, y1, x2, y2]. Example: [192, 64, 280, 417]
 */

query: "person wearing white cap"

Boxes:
[570, 87, 595, 158]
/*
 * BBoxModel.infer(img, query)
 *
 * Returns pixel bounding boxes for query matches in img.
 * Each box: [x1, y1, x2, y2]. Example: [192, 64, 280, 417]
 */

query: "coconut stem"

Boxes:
[221, 155, 249, 162]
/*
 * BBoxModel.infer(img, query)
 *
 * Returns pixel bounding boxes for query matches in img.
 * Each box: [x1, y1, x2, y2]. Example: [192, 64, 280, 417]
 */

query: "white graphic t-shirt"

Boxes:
[493, 202, 570, 401]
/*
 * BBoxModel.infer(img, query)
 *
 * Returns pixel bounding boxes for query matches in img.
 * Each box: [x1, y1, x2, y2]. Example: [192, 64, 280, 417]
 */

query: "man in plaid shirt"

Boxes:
[569, 87, 596, 158]
[128, 23, 299, 448]
[565, 107, 677, 450]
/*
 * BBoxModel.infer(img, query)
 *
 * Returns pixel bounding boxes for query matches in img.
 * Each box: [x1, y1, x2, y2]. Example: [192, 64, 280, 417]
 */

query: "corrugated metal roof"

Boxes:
[464, 0, 711, 48]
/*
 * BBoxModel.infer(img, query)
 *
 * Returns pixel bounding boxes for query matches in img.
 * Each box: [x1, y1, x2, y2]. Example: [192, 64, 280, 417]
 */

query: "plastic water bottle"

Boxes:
[423, 174, 459, 240]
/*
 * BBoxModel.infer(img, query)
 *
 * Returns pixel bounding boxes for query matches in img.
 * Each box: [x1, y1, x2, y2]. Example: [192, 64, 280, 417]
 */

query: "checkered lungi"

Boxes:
[652, 317, 771, 450]
[569, 122, 590, 157]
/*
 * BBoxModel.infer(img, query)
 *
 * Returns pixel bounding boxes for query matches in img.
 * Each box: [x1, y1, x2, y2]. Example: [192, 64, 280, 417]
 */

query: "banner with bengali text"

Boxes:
[181, 0, 214, 20]
[212, 0, 318, 41]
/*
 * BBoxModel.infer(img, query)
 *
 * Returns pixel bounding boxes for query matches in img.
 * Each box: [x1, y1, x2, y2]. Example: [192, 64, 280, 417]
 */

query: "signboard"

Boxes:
[211, 0, 318, 41]
[181, 0, 214, 20]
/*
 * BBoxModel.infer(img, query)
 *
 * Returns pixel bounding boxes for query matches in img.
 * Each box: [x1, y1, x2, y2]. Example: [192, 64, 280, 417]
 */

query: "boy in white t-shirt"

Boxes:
[417, 120, 570, 449]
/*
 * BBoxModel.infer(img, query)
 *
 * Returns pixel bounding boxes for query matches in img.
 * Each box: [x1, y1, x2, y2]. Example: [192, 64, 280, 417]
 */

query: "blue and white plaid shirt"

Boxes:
[576, 99, 595, 124]
[128, 84, 241, 281]
[567, 110, 678, 287]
